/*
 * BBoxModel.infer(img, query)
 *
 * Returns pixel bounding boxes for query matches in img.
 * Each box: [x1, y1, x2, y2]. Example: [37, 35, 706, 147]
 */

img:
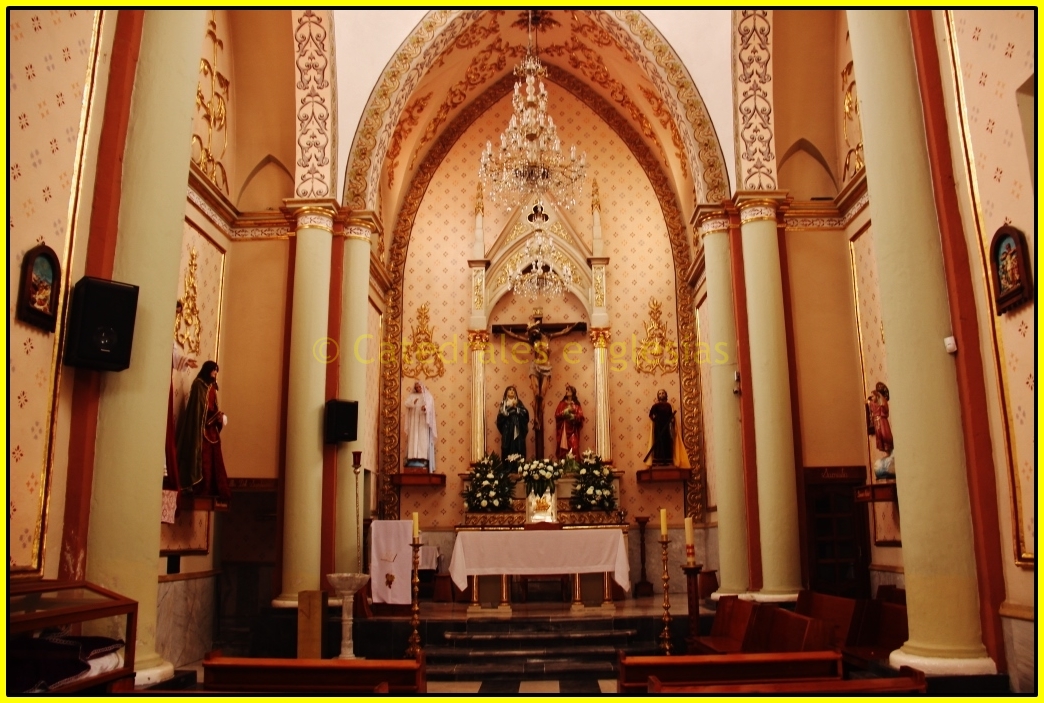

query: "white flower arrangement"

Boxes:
[569, 449, 616, 511]
[519, 457, 566, 497]
[463, 452, 516, 512]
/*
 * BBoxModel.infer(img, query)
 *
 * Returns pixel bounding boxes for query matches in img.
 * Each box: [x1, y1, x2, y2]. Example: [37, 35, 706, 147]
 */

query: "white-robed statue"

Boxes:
[404, 381, 437, 472]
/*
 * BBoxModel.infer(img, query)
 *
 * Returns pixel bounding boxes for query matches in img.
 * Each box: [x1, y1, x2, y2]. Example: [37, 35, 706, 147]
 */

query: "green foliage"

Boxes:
[569, 449, 617, 511]
[462, 452, 516, 512]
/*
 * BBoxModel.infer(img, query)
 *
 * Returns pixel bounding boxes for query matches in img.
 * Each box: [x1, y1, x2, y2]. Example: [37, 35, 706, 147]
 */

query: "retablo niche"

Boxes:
[63, 276, 139, 372]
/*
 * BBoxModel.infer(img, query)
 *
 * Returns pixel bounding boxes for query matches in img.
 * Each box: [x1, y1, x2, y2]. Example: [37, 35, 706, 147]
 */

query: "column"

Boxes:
[85, 10, 206, 686]
[468, 330, 490, 462]
[736, 193, 801, 600]
[276, 201, 336, 604]
[694, 206, 749, 596]
[848, 10, 994, 675]
[589, 328, 612, 461]
[334, 212, 380, 574]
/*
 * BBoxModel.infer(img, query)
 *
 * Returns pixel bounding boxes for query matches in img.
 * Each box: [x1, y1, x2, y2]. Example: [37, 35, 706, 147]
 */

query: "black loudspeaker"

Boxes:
[63, 276, 139, 371]
[324, 399, 358, 444]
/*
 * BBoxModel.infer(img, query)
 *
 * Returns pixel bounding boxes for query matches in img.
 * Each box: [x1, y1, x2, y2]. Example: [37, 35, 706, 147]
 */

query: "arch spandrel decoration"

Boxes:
[363, 12, 717, 521]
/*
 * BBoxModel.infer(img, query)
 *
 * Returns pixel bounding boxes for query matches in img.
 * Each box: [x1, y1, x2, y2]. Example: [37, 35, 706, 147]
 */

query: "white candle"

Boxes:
[412, 512, 420, 540]
[660, 508, 668, 537]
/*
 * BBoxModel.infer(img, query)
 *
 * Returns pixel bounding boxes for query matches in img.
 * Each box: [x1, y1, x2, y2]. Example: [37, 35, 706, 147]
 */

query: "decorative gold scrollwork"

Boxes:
[635, 298, 679, 375]
[192, 12, 230, 194]
[175, 249, 202, 355]
[401, 303, 446, 380]
[841, 61, 865, 183]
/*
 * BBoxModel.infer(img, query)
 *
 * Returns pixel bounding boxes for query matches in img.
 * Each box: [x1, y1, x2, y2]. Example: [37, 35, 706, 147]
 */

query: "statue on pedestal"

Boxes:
[404, 381, 437, 472]
[644, 389, 689, 468]
[496, 385, 530, 461]
[554, 385, 584, 460]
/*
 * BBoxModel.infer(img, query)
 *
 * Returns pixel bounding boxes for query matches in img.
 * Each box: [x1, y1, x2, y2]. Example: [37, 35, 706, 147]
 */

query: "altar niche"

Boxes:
[492, 312, 587, 460]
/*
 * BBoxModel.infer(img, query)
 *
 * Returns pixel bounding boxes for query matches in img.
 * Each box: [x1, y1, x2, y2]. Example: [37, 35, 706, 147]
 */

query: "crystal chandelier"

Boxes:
[506, 204, 575, 300]
[478, 12, 586, 211]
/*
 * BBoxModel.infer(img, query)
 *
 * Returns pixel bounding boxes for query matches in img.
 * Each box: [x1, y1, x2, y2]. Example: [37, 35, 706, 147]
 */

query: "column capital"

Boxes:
[589, 327, 612, 348]
[734, 191, 790, 225]
[693, 205, 730, 242]
[467, 329, 490, 350]
[343, 210, 384, 242]
[468, 259, 491, 270]
[283, 198, 339, 233]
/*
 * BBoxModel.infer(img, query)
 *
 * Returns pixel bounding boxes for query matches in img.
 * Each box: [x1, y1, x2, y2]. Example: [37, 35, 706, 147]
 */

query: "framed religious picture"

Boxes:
[990, 225, 1033, 315]
[16, 244, 61, 332]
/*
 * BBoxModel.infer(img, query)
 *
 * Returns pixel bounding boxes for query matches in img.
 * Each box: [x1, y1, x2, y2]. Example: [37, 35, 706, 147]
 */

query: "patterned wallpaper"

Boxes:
[399, 83, 687, 527]
[8, 9, 98, 572]
[950, 9, 1035, 563]
[850, 225, 900, 546]
[160, 218, 225, 553]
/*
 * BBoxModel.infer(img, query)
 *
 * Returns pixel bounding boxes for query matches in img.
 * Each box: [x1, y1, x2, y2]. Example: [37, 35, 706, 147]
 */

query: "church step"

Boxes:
[458, 616, 628, 633]
[426, 658, 617, 681]
[425, 643, 619, 662]
[442, 628, 636, 648]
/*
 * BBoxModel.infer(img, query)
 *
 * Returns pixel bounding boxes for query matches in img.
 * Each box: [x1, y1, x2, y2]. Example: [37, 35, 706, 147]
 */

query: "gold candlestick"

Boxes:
[405, 539, 422, 658]
[659, 536, 672, 655]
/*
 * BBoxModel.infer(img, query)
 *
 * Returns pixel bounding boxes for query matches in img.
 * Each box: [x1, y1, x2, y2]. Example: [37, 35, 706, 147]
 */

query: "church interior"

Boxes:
[7, 9, 1035, 695]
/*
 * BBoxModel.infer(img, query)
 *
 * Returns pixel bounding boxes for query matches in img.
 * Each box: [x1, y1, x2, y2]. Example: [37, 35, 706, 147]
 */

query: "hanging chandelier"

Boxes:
[506, 204, 574, 300]
[478, 12, 586, 211]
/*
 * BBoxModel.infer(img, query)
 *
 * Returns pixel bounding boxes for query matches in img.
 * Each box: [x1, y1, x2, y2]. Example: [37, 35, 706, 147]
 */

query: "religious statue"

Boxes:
[868, 382, 895, 479]
[495, 385, 530, 461]
[165, 300, 197, 494]
[175, 360, 231, 502]
[644, 389, 690, 468]
[404, 381, 437, 472]
[502, 310, 581, 401]
[554, 385, 585, 460]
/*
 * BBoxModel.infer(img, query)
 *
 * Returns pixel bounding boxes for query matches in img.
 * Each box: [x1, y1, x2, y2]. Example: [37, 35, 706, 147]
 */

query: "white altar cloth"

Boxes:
[449, 528, 630, 592]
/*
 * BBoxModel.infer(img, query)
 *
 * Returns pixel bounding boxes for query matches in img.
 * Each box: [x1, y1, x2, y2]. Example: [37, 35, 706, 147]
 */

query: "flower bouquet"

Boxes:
[462, 452, 516, 512]
[518, 457, 565, 497]
[569, 449, 617, 511]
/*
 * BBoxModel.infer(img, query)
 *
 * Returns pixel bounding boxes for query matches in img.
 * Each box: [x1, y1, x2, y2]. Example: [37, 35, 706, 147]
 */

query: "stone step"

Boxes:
[443, 628, 637, 646]
[460, 616, 622, 633]
[425, 643, 618, 663]
[426, 658, 617, 681]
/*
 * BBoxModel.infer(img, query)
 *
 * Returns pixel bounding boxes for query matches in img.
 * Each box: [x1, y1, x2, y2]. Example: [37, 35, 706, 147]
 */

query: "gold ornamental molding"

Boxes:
[841, 61, 866, 184]
[175, 249, 202, 355]
[376, 25, 706, 522]
[192, 11, 230, 195]
[635, 298, 680, 375]
[589, 327, 611, 349]
[467, 329, 490, 351]
[293, 10, 334, 199]
[733, 10, 778, 191]
[401, 303, 446, 380]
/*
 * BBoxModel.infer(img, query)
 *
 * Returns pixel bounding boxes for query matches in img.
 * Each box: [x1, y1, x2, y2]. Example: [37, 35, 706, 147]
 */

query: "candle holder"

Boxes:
[658, 536, 672, 655]
[405, 539, 422, 658]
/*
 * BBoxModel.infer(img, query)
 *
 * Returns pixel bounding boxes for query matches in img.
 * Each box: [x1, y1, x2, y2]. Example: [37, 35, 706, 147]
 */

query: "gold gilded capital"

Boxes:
[589, 327, 612, 348]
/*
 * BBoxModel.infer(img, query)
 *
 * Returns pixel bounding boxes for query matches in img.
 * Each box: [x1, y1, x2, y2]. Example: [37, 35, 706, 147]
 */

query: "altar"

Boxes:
[448, 527, 629, 612]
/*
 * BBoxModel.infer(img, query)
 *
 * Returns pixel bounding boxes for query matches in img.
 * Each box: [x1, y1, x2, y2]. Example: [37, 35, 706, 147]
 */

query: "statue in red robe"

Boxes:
[554, 385, 584, 460]
[175, 360, 230, 502]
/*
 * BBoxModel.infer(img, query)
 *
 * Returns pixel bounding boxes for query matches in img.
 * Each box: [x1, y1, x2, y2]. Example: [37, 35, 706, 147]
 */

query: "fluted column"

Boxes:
[85, 10, 206, 686]
[848, 10, 994, 675]
[695, 206, 749, 596]
[334, 212, 380, 573]
[589, 328, 612, 461]
[736, 193, 801, 600]
[276, 201, 336, 604]
[468, 331, 490, 462]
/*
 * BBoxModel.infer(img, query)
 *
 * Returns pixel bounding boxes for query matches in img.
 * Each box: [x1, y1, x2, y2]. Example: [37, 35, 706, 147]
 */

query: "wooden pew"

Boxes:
[794, 590, 858, 650]
[201, 650, 426, 694]
[647, 665, 926, 694]
[617, 650, 843, 694]
[743, 606, 832, 653]
[843, 600, 908, 669]
[688, 595, 765, 654]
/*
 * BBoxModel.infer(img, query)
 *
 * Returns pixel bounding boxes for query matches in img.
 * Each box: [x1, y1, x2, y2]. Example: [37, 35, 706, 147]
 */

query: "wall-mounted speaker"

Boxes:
[63, 276, 139, 371]
[324, 399, 358, 444]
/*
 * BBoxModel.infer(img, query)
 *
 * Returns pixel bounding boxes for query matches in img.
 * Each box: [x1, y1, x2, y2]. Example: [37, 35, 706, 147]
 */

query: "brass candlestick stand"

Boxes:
[658, 536, 672, 655]
[405, 539, 422, 658]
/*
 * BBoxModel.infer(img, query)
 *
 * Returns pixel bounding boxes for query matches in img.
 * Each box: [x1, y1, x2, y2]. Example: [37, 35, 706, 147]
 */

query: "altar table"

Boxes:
[448, 528, 630, 594]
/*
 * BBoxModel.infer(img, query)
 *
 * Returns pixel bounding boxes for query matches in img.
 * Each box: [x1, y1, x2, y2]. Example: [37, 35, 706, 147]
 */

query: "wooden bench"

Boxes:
[688, 595, 764, 654]
[647, 666, 926, 694]
[794, 590, 858, 650]
[843, 600, 908, 669]
[201, 650, 426, 694]
[617, 650, 843, 694]
[743, 606, 832, 653]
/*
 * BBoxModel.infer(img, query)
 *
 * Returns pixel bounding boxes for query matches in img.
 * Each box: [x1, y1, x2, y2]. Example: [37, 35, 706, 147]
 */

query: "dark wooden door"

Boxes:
[804, 468, 871, 598]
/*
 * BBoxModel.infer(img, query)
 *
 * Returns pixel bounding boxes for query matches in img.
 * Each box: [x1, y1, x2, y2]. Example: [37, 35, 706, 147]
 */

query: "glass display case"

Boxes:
[9, 580, 138, 693]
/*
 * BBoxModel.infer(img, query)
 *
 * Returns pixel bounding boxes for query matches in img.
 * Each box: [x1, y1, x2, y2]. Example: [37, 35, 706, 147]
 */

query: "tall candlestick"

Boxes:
[660, 508, 668, 537]
[412, 512, 420, 539]
[684, 516, 696, 567]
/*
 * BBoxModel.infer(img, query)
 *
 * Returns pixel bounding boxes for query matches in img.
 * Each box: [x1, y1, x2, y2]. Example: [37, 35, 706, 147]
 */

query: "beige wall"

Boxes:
[774, 10, 841, 199]
[785, 228, 866, 467]
[220, 238, 290, 480]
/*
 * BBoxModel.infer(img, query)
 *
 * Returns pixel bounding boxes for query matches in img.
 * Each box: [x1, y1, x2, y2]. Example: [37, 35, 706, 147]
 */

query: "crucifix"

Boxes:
[493, 309, 587, 460]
